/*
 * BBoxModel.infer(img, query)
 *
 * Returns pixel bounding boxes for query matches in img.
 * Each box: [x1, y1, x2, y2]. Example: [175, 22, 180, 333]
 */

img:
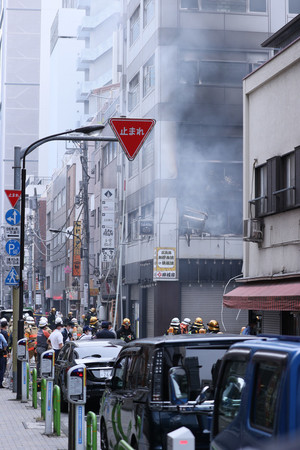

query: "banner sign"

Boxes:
[72, 221, 82, 277]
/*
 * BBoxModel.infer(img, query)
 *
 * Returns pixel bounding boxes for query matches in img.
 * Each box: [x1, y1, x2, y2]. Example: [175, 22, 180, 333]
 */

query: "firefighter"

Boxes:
[89, 316, 99, 336]
[190, 317, 206, 334]
[116, 318, 136, 342]
[24, 316, 38, 362]
[180, 318, 191, 334]
[207, 320, 220, 333]
[165, 317, 181, 335]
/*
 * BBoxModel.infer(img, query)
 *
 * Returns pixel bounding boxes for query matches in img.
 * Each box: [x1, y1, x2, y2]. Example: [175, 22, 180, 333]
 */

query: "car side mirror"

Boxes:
[169, 367, 189, 405]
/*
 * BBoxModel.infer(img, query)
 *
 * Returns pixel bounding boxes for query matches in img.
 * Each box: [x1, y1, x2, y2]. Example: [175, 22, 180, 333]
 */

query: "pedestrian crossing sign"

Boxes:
[5, 267, 19, 286]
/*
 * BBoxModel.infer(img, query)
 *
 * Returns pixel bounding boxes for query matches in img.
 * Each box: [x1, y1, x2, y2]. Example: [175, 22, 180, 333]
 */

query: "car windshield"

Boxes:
[74, 344, 121, 360]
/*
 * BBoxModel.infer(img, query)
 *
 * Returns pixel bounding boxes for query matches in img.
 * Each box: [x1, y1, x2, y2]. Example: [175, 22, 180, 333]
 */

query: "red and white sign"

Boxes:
[109, 118, 156, 161]
[5, 190, 21, 208]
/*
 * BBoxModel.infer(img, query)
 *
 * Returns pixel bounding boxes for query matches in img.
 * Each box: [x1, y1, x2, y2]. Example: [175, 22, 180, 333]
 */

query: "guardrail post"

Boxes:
[86, 411, 97, 450]
[41, 378, 46, 420]
[26, 362, 30, 399]
[53, 384, 61, 436]
[31, 368, 37, 409]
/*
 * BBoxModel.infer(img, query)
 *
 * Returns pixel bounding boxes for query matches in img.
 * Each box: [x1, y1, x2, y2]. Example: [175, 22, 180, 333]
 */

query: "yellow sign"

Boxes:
[153, 247, 177, 281]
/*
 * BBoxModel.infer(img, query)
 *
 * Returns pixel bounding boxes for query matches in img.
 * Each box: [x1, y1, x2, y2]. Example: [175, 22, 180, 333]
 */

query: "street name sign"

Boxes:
[5, 267, 19, 286]
[5, 189, 22, 208]
[5, 239, 21, 256]
[109, 118, 156, 160]
[5, 208, 21, 225]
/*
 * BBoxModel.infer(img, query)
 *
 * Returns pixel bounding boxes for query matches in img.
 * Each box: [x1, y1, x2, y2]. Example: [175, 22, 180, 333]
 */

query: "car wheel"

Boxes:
[100, 420, 109, 450]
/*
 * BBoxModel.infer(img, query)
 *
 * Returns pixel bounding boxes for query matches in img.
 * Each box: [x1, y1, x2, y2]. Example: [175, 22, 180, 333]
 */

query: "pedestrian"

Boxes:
[36, 317, 51, 377]
[95, 321, 116, 339]
[48, 307, 56, 331]
[0, 319, 9, 388]
[79, 325, 93, 340]
[62, 321, 73, 343]
[116, 318, 136, 342]
[24, 316, 38, 363]
[190, 317, 206, 334]
[49, 317, 64, 360]
[0, 330, 8, 388]
[89, 316, 99, 336]
[242, 320, 257, 335]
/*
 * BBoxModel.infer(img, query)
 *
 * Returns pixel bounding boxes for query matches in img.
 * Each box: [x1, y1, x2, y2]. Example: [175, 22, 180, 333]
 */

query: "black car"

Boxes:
[100, 334, 262, 450]
[54, 339, 124, 411]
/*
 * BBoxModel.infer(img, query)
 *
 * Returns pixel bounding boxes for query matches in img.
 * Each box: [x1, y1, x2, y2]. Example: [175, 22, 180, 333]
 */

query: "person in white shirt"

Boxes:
[79, 325, 92, 340]
[49, 317, 64, 359]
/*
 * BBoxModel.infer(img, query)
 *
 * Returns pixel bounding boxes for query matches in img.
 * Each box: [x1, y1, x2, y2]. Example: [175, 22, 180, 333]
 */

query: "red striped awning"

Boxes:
[223, 281, 300, 311]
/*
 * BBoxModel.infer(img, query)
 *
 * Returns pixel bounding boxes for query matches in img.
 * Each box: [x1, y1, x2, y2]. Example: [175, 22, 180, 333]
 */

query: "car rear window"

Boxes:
[75, 344, 121, 360]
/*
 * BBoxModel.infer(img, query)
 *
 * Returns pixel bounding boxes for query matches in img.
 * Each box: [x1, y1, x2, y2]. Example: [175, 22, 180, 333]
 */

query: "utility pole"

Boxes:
[81, 142, 90, 312]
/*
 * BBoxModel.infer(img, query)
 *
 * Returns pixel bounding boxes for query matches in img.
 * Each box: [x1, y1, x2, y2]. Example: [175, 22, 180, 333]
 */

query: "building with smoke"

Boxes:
[225, 14, 300, 335]
[112, 0, 298, 336]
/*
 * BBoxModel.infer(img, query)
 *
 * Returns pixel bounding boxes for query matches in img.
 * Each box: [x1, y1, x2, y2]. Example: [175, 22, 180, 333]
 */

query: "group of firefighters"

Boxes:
[166, 317, 221, 335]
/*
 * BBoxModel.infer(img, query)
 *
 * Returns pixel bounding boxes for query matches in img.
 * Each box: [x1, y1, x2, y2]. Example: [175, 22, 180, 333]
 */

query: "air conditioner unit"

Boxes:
[243, 219, 263, 243]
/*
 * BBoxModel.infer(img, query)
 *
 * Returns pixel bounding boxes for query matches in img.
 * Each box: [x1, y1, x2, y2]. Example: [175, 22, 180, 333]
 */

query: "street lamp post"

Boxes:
[16, 125, 118, 398]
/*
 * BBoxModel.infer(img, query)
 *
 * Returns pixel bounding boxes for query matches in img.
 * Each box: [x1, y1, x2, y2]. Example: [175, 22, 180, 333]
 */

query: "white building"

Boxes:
[224, 14, 300, 335]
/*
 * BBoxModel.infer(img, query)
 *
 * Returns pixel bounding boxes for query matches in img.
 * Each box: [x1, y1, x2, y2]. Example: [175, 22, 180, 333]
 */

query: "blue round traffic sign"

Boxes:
[5, 209, 21, 226]
[5, 239, 20, 256]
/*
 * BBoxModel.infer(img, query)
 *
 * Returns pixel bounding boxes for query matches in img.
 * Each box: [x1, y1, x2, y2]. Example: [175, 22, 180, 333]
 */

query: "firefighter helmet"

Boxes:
[90, 316, 98, 326]
[39, 317, 48, 327]
[122, 318, 131, 326]
[207, 320, 220, 331]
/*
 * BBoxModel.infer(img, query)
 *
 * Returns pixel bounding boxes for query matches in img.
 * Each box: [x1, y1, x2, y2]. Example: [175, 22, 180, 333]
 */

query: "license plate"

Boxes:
[92, 369, 112, 379]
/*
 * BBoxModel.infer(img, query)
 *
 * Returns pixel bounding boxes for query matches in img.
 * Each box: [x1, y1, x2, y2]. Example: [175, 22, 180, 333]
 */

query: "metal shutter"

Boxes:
[181, 283, 248, 334]
[262, 311, 281, 334]
[147, 287, 155, 337]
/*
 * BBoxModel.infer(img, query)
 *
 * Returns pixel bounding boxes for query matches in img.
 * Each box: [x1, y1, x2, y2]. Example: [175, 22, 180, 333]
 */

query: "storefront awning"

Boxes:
[223, 281, 300, 311]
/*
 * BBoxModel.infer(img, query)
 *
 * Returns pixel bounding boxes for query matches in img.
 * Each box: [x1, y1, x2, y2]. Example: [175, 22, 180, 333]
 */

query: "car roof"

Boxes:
[121, 333, 261, 349]
[230, 335, 300, 355]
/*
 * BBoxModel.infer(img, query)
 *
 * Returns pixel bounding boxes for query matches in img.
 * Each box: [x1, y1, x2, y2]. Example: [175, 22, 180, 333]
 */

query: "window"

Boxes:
[98, 161, 100, 181]
[47, 244, 50, 262]
[289, 0, 300, 14]
[128, 209, 139, 242]
[129, 154, 139, 177]
[215, 359, 247, 434]
[251, 361, 283, 431]
[143, 55, 155, 97]
[130, 6, 140, 46]
[113, 357, 127, 389]
[141, 202, 154, 219]
[53, 196, 57, 213]
[128, 73, 140, 111]
[282, 152, 295, 208]
[144, 0, 154, 27]
[97, 206, 100, 228]
[249, 0, 266, 12]
[198, 0, 266, 13]
[47, 212, 51, 229]
[61, 187, 66, 206]
[142, 131, 154, 168]
[181, 0, 199, 9]
[57, 192, 62, 210]
[253, 148, 300, 217]
[254, 164, 267, 216]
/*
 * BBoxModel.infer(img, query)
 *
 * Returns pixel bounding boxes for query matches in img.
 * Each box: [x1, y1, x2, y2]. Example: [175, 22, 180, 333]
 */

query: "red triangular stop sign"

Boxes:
[109, 118, 156, 161]
[5, 189, 22, 208]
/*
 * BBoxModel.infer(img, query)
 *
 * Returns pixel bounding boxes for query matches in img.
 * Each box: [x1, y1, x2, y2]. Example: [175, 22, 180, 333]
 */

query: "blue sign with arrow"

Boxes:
[5, 239, 20, 256]
[5, 209, 21, 226]
[5, 267, 19, 286]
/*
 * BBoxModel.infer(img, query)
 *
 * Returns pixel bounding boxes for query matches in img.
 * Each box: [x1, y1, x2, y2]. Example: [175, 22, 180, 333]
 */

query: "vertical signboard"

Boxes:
[153, 247, 177, 281]
[101, 189, 115, 270]
[72, 221, 82, 277]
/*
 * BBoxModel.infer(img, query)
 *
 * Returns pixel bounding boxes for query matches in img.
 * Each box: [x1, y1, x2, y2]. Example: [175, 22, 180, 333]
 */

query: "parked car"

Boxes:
[210, 335, 300, 450]
[99, 334, 260, 450]
[0, 307, 34, 322]
[54, 339, 124, 411]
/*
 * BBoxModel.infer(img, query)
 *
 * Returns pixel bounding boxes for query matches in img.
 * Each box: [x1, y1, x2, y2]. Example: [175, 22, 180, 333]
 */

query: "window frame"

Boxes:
[143, 0, 155, 28]
[130, 5, 140, 46]
[143, 55, 155, 97]
[128, 72, 140, 112]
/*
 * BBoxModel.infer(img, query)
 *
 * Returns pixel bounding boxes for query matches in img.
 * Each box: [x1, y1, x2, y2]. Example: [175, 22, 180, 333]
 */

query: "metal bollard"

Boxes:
[41, 378, 46, 420]
[31, 368, 37, 409]
[53, 385, 61, 436]
[86, 411, 97, 450]
[26, 363, 30, 399]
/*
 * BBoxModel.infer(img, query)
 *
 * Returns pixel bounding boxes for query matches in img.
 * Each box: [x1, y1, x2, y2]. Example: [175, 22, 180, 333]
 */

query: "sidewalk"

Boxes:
[0, 387, 69, 449]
